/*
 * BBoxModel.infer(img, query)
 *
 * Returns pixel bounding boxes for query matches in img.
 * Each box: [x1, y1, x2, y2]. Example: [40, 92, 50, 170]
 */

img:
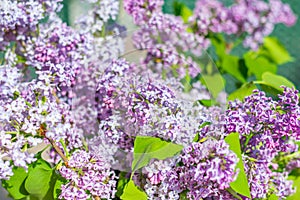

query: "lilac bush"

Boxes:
[0, 0, 299, 200]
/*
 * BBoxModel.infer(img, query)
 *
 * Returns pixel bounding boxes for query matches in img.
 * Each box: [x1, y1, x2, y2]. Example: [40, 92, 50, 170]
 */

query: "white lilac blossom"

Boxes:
[0, 130, 38, 179]
[76, 0, 123, 66]
[0, 65, 22, 99]
[72, 0, 124, 126]
[59, 150, 117, 200]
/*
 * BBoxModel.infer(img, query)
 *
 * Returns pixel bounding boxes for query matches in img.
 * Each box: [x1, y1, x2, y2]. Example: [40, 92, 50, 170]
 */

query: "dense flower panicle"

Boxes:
[0, 67, 84, 177]
[271, 171, 295, 197]
[74, 2, 124, 120]
[25, 17, 88, 93]
[96, 58, 133, 121]
[222, 87, 299, 198]
[1, 0, 299, 199]
[142, 159, 180, 200]
[123, 0, 164, 25]
[0, 0, 43, 31]
[124, 0, 207, 80]
[0, 0, 62, 50]
[164, 140, 238, 199]
[96, 59, 212, 152]
[59, 150, 117, 200]
[244, 160, 294, 199]
[0, 131, 38, 179]
[191, 0, 238, 35]
[225, 88, 300, 154]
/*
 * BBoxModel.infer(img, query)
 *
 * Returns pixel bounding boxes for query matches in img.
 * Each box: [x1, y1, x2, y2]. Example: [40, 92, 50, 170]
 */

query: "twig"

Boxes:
[46, 137, 69, 165]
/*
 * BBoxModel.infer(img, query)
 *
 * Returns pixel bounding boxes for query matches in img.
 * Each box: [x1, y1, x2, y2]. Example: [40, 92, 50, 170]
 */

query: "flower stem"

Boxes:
[46, 136, 69, 165]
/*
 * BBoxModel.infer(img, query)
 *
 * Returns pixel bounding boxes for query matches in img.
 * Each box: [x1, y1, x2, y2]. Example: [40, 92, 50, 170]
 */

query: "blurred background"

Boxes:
[1, 0, 299, 199]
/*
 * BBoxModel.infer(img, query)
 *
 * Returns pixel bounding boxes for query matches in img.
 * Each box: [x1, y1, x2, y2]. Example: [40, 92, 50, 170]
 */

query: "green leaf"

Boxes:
[132, 136, 183, 172]
[261, 37, 294, 65]
[181, 74, 192, 93]
[228, 82, 257, 101]
[198, 99, 218, 107]
[222, 55, 246, 83]
[268, 194, 279, 200]
[120, 180, 147, 200]
[200, 73, 225, 98]
[256, 72, 295, 92]
[210, 33, 226, 59]
[53, 175, 64, 199]
[116, 172, 130, 198]
[287, 176, 300, 200]
[244, 52, 277, 80]
[180, 5, 193, 23]
[25, 158, 52, 199]
[2, 167, 29, 199]
[225, 132, 251, 198]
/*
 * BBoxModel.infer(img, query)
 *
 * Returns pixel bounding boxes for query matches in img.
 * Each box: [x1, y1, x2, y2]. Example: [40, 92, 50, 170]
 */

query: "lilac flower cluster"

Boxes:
[141, 159, 180, 200]
[59, 150, 117, 200]
[225, 87, 300, 156]
[244, 160, 294, 199]
[166, 140, 238, 199]
[0, 64, 85, 179]
[0, 0, 62, 50]
[96, 58, 212, 152]
[73, 0, 124, 123]
[0, 0, 120, 197]
[0, 131, 38, 180]
[223, 87, 300, 198]
[140, 139, 238, 199]
[24, 17, 89, 96]
[123, 0, 164, 25]
[191, 0, 297, 50]
[124, 0, 206, 79]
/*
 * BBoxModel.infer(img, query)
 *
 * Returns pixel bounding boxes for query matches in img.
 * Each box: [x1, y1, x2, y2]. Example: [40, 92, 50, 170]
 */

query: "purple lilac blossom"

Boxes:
[164, 139, 238, 199]
[124, 0, 206, 79]
[0, 64, 84, 179]
[225, 88, 300, 154]
[96, 58, 211, 152]
[59, 150, 117, 200]
[0, 0, 62, 50]
[25, 16, 88, 95]
[223, 87, 300, 198]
